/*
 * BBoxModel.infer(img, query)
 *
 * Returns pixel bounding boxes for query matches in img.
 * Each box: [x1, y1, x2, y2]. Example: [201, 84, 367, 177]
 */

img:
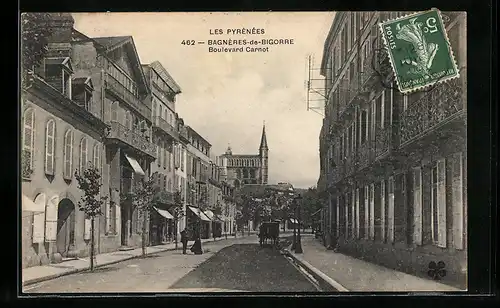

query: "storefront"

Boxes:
[150, 206, 174, 245]
[187, 206, 211, 240]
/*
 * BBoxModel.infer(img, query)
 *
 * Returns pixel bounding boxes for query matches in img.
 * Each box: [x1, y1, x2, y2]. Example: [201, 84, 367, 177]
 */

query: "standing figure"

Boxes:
[180, 229, 188, 254]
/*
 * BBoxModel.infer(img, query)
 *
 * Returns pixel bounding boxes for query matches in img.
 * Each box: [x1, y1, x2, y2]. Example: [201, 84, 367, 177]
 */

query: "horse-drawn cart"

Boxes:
[258, 222, 280, 247]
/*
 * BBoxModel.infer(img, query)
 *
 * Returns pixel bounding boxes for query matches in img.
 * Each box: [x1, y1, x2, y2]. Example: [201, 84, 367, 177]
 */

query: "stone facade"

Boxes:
[317, 12, 467, 288]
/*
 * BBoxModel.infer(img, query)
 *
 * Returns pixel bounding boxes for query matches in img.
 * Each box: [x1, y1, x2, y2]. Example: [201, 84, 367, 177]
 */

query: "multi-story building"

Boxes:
[318, 12, 466, 287]
[142, 61, 182, 245]
[220, 123, 269, 188]
[21, 13, 158, 267]
[185, 126, 212, 239]
[220, 180, 237, 236]
[73, 30, 156, 251]
[176, 117, 190, 234]
[21, 14, 111, 268]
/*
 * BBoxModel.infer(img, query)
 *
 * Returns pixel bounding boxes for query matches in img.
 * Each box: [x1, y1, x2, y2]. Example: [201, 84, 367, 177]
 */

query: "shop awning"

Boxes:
[188, 206, 211, 221]
[124, 153, 145, 176]
[311, 209, 322, 216]
[213, 215, 225, 223]
[153, 206, 173, 219]
[22, 194, 45, 212]
[289, 218, 298, 224]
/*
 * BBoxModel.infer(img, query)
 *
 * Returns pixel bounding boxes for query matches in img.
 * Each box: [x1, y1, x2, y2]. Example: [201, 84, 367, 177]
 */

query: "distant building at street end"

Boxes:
[220, 123, 269, 188]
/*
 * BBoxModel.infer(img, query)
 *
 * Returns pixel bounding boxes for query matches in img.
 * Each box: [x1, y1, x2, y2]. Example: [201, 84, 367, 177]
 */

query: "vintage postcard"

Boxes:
[20, 11, 467, 294]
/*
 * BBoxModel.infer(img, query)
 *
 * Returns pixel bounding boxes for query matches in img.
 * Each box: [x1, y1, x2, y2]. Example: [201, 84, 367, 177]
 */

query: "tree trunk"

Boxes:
[90, 217, 95, 271]
[174, 219, 178, 249]
[142, 209, 147, 257]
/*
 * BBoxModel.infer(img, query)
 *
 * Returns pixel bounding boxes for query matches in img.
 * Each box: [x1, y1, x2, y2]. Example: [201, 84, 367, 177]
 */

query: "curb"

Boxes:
[282, 248, 349, 292]
[23, 236, 242, 288]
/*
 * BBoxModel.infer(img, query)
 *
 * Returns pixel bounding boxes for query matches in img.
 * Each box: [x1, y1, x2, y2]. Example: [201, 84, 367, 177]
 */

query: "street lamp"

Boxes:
[294, 194, 303, 254]
[191, 180, 206, 255]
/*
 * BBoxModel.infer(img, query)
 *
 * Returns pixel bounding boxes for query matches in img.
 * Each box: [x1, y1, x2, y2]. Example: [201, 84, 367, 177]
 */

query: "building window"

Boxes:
[369, 183, 375, 239]
[79, 137, 88, 173]
[413, 167, 423, 245]
[388, 176, 395, 242]
[379, 91, 385, 129]
[403, 94, 408, 112]
[125, 111, 132, 130]
[380, 180, 386, 242]
[93, 143, 101, 173]
[23, 108, 35, 174]
[110, 101, 119, 122]
[431, 159, 447, 247]
[168, 179, 172, 192]
[163, 142, 167, 169]
[45, 120, 56, 175]
[63, 130, 74, 179]
[452, 152, 464, 250]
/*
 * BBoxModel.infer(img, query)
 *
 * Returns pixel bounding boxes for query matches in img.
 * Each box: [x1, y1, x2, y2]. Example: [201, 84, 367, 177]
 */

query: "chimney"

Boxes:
[46, 13, 74, 58]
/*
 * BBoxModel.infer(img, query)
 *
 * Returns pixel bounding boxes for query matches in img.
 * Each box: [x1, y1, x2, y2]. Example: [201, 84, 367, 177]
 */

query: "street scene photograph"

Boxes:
[20, 11, 467, 294]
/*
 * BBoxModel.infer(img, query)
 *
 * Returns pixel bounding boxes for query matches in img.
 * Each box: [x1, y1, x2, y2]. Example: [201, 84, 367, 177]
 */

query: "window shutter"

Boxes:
[370, 183, 375, 239]
[351, 190, 356, 239]
[45, 195, 59, 242]
[380, 180, 386, 242]
[84, 218, 91, 240]
[413, 167, 423, 245]
[336, 195, 340, 235]
[115, 200, 120, 235]
[32, 194, 46, 244]
[344, 194, 349, 237]
[452, 153, 464, 249]
[45, 120, 55, 175]
[388, 176, 395, 242]
[105, 199, 111, 234]
[355, 189, 360, 238]
[437, 159, 447, 247]
[364, 185, 369, 239]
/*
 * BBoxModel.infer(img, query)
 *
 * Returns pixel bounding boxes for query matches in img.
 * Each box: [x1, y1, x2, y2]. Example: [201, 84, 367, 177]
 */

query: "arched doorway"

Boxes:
[56, 198, 75, 257]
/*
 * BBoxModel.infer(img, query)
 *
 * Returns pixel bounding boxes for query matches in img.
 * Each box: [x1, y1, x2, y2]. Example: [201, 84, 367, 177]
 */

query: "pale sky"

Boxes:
[73, 12, 335, 189]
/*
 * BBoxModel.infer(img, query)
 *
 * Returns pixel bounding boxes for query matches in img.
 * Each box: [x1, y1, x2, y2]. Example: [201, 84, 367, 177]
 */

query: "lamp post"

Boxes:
[291, 196, 297, 251]
[191, 180, 206, 255]
[295, 194, 303, 253]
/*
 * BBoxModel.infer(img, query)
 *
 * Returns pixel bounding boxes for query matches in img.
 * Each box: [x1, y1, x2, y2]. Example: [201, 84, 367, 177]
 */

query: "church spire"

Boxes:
[259, 121, 268, 150]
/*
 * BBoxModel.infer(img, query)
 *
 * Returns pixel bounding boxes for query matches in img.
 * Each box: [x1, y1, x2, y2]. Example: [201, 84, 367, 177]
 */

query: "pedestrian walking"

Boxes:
[180, 229, 188, 254]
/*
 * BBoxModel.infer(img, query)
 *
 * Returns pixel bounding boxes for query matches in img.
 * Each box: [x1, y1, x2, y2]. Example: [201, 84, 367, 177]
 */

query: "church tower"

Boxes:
[259, 122, 269, 184]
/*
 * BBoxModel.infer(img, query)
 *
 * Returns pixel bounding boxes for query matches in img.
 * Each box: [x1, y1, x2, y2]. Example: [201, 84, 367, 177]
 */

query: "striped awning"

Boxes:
[153, 206, 173, 219]
[188, 206, 211, 221]
[289, 218, 298, 224]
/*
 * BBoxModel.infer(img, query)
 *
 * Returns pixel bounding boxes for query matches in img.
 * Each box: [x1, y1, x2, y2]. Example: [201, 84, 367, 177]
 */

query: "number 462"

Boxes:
[181, 40, 195, 45]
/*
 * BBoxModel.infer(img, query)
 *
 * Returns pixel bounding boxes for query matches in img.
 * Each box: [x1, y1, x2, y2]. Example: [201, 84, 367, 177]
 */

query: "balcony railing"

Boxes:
[348, 73, 359, 103]
[105, 73, 151, 120]
[154, 190, 175, 205]
[356, 141, 373, 171]
[179, 126, 189, 142]
[154, 116, 179, 140]
[400, 78, 464, 145]
[374, 125, 391, 158]
[107, 121, 156, 158]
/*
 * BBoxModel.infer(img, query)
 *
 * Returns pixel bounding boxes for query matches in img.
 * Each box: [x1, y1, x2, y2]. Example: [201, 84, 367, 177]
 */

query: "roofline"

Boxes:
[147, 61, 182, 94]
[320, 12, 345, 76]
[186, 126, 212, 147]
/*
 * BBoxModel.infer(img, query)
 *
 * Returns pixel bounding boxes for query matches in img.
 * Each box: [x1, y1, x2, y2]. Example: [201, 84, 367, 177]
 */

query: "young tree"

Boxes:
[212, 199, 224, 240]
[75, 163, 108, 271]
[122, 172, 159, 257]
[21, 13, 54, 86]
[171, 190, 185, 249]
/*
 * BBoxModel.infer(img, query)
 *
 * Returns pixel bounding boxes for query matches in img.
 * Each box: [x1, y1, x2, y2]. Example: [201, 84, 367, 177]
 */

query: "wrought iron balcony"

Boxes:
[154, 190, 175, 205]
[399, 77, 465, 146]
[179, 126, 189, 142]
[348, 73, 360, 103]
[153, 116, 179, 141]
[356, 141, 373, 171]
[107, 121, 156, 158]
[105, 73, 151, 121]
[374, 125, 391, 159]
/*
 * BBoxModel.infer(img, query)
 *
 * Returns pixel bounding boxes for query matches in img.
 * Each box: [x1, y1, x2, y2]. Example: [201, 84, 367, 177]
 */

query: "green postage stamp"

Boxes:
[379, 9, 460, 93]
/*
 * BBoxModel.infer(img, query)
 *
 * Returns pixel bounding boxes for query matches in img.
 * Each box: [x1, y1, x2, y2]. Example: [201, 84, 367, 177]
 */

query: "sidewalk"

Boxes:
[22, 235, 251, 287]
[284, 235, 463, 292]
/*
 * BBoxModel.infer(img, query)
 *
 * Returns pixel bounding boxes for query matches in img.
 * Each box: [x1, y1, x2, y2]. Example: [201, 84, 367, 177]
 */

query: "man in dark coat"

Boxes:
[180, 229, 188, 254]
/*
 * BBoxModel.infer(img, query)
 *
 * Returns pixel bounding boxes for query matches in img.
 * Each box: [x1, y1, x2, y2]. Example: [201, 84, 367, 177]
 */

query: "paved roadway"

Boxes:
[24, 235, 317, 293]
